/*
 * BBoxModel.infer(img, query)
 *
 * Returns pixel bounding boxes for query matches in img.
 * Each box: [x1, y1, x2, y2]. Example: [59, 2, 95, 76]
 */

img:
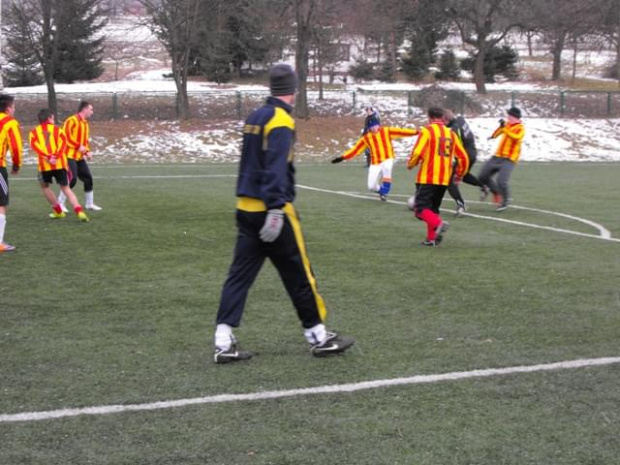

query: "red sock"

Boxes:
[53, 203, 62, 214]
[416, 209, 441, 240]
[74, 205, 83, 214]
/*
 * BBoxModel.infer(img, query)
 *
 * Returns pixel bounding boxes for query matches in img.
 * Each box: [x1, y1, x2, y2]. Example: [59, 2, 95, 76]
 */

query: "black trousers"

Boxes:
[447, 156, 483, 207]
[216, 205, 327, 329]
[68, 159, 94, 192]
[414, 183, 447, 215]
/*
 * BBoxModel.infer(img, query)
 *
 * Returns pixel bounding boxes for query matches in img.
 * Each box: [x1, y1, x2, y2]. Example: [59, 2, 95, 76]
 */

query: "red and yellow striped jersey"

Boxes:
[342, 127, 418, 165]
[62, 114, 90, 161]
[491, 122, 525, 162]
[29, 123, 68, 172]
[0, 112, 23, 169]
[407, 122, 469, 186]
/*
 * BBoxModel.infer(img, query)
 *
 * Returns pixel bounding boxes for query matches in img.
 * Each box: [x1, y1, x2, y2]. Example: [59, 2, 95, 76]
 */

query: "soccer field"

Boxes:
[1, 161, 619, 465]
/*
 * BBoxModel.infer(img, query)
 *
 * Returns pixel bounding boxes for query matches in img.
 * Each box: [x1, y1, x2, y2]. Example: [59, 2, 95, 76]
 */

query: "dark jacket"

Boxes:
[447, 115, 477, 160]
[236, 96, 296, 209]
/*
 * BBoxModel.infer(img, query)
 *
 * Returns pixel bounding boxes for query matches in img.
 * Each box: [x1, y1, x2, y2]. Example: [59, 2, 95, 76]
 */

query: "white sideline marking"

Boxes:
[299, 186, 619, 243]
[2, 356, 619, 423]
[13, 175, 617, 242]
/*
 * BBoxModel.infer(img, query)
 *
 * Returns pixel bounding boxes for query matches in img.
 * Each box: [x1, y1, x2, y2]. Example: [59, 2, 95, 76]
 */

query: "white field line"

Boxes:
[300, 186, 619, 243]
[11, 174, 235, 181]
[12, 175, 617, 242]
[2, 356, 619, 423]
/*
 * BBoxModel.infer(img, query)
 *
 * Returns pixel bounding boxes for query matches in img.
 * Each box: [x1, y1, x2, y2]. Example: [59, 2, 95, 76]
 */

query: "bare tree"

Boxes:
[291, 0, 318, 119]
[524, 0, 601, 81]
[597, 0, 620, 86]
[6, 0, 63, 113]
[139, 0, 202, 119]
[448, 0, 521, 93]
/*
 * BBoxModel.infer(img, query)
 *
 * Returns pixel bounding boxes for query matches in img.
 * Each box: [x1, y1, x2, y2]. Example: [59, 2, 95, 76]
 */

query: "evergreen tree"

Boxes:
[401, 40, 433, 80]
[461, 45, 519, 83]
[400, 0, 450, 81]
[435, 49, 460, 81]
[377, 60, 396, 82]
[3, 15, 45, 87]
[226, 2, 270, 78]
[348, 58, 375, 81]
[53, 0, 107, 83]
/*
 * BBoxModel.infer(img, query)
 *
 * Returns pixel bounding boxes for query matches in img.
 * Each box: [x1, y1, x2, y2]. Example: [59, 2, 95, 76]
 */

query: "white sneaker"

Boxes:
[59, 204, 69, 213]
[456, 206, 465, 217]
[86, 204, 103, 211]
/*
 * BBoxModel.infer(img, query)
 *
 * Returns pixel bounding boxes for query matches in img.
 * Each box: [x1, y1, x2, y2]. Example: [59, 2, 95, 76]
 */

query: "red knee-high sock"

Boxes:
[74, 205, 83, 214]
[416, 208, 442, 240]
[53, 203, 63, 214]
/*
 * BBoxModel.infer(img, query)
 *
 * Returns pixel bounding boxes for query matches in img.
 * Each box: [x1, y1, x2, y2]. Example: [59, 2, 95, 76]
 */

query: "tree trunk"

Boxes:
[46, 77, 58, 115]
[617, 4, 620, 88]
[172, 56, 190, 119]
[617, 39, 620, 88]
[295, 2, 311, 119]
[571, 42, 578, 83]
[551, 31, 566, 81]
[473, 45, 487, 93]
[317, 42, 324, 100]
[390, 30, 397, 74]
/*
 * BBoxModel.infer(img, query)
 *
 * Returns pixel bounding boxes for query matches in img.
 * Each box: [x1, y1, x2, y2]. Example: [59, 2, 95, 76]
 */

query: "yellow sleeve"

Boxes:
[407, 129, 429, 169]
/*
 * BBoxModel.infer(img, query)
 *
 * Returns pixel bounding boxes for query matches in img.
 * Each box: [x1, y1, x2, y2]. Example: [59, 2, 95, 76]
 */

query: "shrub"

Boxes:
[349, 59, 375, 81]
[434, 49, 460, 81]
[461, 45, 519, 82]
[376, 61, 396, 83]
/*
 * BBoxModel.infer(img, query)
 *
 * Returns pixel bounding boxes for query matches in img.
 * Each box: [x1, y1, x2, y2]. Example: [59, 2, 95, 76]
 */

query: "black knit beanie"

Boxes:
[270, 64, 298, 96]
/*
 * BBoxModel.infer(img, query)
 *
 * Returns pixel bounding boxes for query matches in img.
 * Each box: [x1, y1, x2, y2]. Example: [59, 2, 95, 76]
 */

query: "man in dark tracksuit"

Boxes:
[443, 109, 485, 217]
[213, 64, 354, 364]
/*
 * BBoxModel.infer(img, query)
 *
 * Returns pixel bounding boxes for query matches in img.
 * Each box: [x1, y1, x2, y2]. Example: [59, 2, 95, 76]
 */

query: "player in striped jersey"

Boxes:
[29, 109, 89, 222]
[407, 107, 469, 247]
[58, 101, 102, 212]
[478, 107, 525, 212]
[0, 94, 23, 253]
[332, 118, 418, 201]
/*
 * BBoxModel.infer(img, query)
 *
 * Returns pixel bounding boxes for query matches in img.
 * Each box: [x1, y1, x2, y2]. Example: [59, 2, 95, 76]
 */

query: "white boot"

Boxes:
[85, 191, 102, 211]
[57, 192, 68, 212]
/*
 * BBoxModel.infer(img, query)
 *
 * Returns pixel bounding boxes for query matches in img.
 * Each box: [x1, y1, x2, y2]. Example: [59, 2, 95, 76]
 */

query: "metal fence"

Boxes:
[12, 88, 620, 124]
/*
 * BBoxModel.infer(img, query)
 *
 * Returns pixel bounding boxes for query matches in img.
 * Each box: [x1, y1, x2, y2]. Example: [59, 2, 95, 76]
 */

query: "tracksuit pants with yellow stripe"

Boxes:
[216, 203, 327, 329]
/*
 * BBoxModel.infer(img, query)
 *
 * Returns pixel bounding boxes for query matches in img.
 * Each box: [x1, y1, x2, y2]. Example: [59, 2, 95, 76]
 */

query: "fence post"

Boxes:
[511, 91, 515, 108]
[112, 92, 118, 120]
[236, 91, 242, 119]
[351, 90, 356, 112]
[460, 91, 465, 115]
[560, 91, 565, 117]
[607, 92, 612, 117]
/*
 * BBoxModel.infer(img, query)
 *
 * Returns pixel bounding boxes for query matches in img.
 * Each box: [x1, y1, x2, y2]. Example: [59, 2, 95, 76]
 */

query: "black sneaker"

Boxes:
[311, 332, 354, 357]
[379, 194, 387, 201]
[214, 344, 253, 364]
[496, 203, 508, 212]
[480, 186, 489, 201]
[420, 239, 437, 247]
[434, 221, 449, 244]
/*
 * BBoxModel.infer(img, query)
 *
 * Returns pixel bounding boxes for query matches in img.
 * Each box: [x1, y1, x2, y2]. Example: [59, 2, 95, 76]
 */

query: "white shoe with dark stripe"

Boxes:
[311, 332, 355, 357]
[214, 344, 253, 364]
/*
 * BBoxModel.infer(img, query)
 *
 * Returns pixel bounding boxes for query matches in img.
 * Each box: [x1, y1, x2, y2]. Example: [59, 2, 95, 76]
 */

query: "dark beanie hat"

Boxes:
[368, 116, 380, 128]
[270, 64, 298, 96]
[507, 106, 522, 119]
